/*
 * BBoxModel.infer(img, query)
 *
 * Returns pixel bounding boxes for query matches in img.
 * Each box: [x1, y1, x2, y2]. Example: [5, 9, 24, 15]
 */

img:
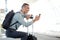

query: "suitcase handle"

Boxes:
[27, 19, 34, 36]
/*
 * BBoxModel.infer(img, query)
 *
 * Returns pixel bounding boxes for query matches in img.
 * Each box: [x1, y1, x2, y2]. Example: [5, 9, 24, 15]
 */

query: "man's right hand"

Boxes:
[33, 15, 40, 23]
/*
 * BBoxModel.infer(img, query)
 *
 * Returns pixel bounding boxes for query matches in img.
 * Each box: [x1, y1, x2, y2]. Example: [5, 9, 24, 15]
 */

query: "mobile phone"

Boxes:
[39, 14, 41, 16]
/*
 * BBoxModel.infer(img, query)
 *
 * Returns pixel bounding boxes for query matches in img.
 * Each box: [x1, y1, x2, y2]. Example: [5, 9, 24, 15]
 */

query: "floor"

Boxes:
[0, 33, 60, 40]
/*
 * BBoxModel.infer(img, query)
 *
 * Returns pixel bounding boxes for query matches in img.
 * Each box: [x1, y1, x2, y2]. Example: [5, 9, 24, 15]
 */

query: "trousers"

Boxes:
[6, 29, 28, 40]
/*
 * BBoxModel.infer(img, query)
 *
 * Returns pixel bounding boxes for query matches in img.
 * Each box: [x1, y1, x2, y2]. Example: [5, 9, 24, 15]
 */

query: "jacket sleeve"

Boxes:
[16, 13, 33, 27]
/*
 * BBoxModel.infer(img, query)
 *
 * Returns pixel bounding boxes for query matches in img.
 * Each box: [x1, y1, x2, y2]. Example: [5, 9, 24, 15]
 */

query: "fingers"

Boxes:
[35, 15, 40, 21]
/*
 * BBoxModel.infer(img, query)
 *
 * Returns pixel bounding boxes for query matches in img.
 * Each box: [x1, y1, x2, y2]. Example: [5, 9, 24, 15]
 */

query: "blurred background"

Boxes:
[0, 0, 60, 38]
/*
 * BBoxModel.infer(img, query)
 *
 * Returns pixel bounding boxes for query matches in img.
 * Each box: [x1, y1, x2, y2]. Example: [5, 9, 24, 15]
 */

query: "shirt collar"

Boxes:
[20, 11, 25, 16]
[16, 11, 27, 17]
[20, 11, 27, 17]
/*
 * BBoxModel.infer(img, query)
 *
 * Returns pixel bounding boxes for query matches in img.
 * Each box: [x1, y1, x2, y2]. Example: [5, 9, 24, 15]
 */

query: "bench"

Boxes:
[0, 33, 21, 40]
[0, 38, 20, 40]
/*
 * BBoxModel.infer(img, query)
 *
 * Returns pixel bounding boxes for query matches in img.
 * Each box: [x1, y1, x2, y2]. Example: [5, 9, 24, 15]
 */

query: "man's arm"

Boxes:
[16, 14, 33, 27]
[16, 13, 40, 27]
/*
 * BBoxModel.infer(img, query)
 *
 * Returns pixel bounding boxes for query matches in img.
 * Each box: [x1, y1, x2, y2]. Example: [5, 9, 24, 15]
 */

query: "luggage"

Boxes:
[27, 19, 37, 40]
[27, 34, 37, 40]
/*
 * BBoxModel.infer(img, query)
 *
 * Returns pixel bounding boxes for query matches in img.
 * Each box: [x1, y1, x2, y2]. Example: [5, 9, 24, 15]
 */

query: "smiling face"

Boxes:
[21, 3, 29, 14]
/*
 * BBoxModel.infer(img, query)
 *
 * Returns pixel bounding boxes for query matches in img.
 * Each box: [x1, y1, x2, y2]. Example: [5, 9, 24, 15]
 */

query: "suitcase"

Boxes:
[26, 19, 37, 40]
[27, 34, 37, 40]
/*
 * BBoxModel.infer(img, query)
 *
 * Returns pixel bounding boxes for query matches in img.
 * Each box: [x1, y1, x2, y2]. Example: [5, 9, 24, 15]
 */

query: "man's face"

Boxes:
[22, 5, 29, 14]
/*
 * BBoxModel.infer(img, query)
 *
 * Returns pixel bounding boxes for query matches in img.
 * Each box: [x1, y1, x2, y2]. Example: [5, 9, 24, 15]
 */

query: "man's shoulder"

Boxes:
[16, 11, 20, 13]
[14, 11, 22, 17]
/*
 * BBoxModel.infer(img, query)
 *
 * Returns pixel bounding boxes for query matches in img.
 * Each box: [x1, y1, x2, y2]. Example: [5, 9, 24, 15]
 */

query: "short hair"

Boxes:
[22, 3, 29, 8]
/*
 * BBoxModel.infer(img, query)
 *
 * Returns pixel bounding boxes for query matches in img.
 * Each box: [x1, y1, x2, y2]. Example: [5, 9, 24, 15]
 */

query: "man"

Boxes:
[6, 3, 40, 40]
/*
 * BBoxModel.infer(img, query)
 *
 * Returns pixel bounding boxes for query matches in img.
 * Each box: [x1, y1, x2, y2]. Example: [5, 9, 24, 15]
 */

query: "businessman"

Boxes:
[6, 3, 40, 40]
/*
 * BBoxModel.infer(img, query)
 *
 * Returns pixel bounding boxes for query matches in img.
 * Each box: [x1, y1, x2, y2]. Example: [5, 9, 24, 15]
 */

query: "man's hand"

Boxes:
[26, 14, 32, 20]
[33, 15, 40, 23]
